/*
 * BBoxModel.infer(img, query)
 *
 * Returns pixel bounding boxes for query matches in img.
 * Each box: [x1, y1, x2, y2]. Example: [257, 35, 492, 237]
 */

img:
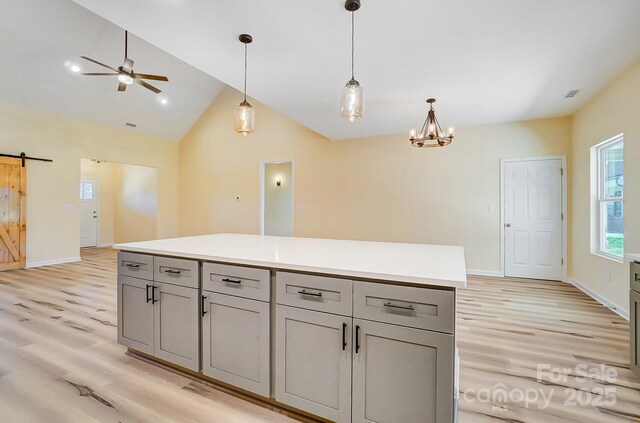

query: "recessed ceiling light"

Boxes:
[565, 89, 580, 98]
[160, 98, 168, 105]
[70, 65, 81, 73]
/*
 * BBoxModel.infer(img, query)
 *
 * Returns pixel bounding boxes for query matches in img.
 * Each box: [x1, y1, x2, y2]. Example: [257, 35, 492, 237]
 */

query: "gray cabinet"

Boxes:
[118, 275, 154, 355]
[631, 289, 639, 377]
[352, 319, 455, 423]
[275, 305, 352, 423]
[154, 282, 200, 371]
[202, 293, 270, 397]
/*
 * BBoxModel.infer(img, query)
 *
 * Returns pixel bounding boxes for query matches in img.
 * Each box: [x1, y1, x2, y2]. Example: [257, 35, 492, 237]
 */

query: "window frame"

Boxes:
[595, 134, 624, 261]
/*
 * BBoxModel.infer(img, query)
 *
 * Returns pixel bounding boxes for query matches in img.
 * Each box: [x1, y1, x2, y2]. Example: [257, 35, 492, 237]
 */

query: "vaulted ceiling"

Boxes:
[0, 0, 225, 141]
[70, 0, 640, 140]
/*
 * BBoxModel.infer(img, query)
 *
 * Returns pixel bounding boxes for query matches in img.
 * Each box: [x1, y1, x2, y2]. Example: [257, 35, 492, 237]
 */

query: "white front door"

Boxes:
[79, 177, 98, 248]
[504, 159, 563, 280]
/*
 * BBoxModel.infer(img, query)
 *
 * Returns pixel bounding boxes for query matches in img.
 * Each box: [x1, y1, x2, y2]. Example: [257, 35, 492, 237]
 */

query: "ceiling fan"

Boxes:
[80, 30, 168, 94]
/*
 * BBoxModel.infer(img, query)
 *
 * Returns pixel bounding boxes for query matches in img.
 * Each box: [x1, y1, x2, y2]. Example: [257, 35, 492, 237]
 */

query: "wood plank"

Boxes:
[0, 248, 638, 423]
[18, 162, 26, 269]
[0, 224, 19, 260]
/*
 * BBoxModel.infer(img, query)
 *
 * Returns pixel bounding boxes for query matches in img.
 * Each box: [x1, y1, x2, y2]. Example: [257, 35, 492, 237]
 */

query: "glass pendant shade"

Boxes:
[235, 100, 255, 136]
[340, 79, 364, 122]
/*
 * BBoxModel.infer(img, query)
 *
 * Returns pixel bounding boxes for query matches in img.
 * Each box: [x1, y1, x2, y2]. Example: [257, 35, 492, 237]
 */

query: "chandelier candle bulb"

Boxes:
[409, 129, 417, 140]
[447, 127, 455, 137]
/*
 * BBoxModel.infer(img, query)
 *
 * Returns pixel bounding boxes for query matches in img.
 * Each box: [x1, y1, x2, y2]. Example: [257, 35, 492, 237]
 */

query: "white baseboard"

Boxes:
[97, 243, 114, 248]
[26, 256, 81, 269]
[566, 277, 629, 320]
[467, 269, 503, 278]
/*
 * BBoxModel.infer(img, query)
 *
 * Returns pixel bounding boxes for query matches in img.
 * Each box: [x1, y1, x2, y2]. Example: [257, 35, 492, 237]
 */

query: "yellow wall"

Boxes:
[179, 87, 571, 272]
[80, 159, 158, 245]
[113, 163, 158, 243]
[0, 100, 179, 266]
[570, 59, 640, 312]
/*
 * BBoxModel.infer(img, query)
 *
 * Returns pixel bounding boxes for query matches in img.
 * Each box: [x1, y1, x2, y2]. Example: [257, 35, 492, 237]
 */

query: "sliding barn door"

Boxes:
[0, 157, 26, 270]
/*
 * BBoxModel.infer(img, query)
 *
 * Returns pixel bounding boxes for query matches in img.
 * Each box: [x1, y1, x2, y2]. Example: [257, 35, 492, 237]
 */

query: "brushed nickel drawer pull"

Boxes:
[383, 302, 415, 311]
[222, 278, 242, 284]
[298, 289, 323, 297]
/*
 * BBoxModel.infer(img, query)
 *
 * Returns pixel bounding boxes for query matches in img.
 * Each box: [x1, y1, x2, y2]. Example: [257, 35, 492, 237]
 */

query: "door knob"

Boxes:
[505, 223, 511, 227]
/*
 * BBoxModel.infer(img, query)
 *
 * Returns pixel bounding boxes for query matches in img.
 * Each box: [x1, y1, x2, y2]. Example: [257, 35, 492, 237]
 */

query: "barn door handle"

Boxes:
[355, 325, 361, 353]
[201, 296, 207, 317]
[152, 285, 158, 303]
[146, 284, 151, 303]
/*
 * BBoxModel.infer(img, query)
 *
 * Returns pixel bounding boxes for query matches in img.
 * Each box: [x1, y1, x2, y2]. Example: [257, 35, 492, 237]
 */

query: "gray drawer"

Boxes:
[118, 251, 154, 281]
[353, 281, 454, 334]
[202, 262, 270, 302]
[631, 261, 640, 293]
[154, 256, 199, 289]
[276, 272, 352, 316]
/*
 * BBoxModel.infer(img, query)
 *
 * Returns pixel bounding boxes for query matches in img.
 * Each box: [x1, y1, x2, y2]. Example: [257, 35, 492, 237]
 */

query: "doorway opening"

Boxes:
[260, 160, 294, 236]
[80, 159, 158, 248]
[501, 156, 567, 281]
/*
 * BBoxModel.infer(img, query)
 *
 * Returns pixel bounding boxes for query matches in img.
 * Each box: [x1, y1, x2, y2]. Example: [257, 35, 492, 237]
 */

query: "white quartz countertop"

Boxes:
[114, 234, 467, 289]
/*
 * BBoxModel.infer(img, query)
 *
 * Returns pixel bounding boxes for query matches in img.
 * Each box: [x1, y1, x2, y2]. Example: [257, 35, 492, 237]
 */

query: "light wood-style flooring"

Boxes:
[0, 248, 638, 422]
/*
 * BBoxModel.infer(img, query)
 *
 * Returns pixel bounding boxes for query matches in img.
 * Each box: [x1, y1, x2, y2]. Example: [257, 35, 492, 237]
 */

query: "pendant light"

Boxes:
[409, 99, 455, 148]
[340, 0, 364, 122]
[235, 34, 255, 136]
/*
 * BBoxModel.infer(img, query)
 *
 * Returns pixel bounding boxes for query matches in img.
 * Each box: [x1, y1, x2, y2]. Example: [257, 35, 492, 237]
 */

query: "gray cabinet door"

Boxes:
[117, 275, 154, 355]
[352, 319, 455, 423]
[153, 282, 200, 371]
[202, 293, 270, 397]
[632, 289, 640, 377]
[275, 305, 352, 423]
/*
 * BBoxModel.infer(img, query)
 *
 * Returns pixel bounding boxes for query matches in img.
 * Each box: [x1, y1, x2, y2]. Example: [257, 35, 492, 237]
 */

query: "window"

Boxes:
[79, 182, 93, 200]
[594, 134, 624, 259]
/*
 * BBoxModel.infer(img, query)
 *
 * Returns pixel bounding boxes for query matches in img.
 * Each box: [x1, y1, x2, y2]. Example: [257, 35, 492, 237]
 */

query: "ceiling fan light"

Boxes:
[340, 79, 364, 122]
[235, 100, 255, 136]
[118, 72, 134, 85]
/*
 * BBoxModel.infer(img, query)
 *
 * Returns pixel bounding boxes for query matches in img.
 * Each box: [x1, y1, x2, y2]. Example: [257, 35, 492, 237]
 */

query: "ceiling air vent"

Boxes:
[565, 90, 579, 98]
[125, 122, 137, 128]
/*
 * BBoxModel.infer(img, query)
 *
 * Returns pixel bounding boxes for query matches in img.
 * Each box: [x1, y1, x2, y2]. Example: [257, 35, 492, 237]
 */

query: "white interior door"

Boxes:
[80, 177, 98, 248]
[504, 159, 563, 280]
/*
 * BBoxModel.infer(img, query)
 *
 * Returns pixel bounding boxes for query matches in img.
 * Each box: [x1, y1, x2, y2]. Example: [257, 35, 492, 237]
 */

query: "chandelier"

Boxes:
[409, 98, 455, 148]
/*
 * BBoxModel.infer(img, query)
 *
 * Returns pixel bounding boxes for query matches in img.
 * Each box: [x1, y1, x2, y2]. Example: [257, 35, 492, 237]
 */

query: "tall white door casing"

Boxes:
[80, 177, 99, 247]
[275, 305, 352, 423]
[504, 159, 563, 280]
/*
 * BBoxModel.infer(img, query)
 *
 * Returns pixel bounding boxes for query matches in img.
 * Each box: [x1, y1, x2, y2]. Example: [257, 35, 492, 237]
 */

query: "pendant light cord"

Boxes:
[351, 11, 355, 80]
[243, 42, 248, 102]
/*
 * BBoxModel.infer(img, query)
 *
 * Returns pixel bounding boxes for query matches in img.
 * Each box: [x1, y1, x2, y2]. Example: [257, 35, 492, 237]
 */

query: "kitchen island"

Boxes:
[114, 234, 467, 423]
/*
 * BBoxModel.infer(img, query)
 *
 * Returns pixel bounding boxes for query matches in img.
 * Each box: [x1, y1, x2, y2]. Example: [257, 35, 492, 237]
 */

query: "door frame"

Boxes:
[80, 176, 100, 248]
[259, 159, 295, 236]
[500, 155, 567, 281]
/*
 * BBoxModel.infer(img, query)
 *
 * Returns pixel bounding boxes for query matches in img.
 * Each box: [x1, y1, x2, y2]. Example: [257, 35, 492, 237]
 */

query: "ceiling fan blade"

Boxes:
[134, 78, 161, 94]
[117, 82, 127, 92]
[122, 58, 134, 73]
[80, 56, 117, 72]
[133, 73, 168, 82]
[81, 72, 118, 76]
